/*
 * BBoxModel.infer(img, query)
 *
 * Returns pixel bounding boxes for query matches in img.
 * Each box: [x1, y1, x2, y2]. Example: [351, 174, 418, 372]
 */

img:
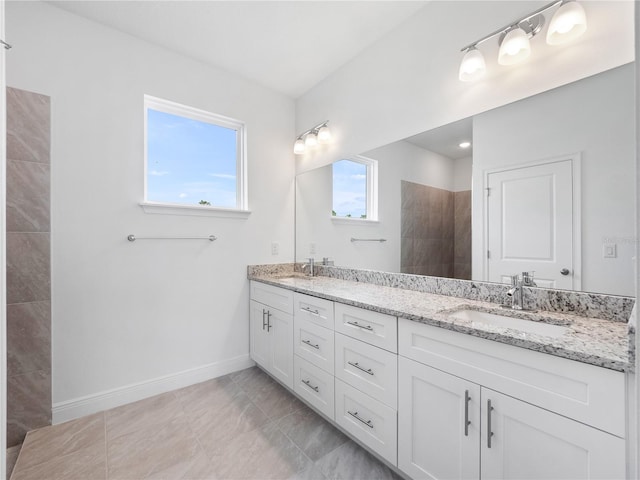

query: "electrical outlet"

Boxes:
[310, 242, 317, 254]
[603, 243, 617, 258]
[271, 242, 279, 255]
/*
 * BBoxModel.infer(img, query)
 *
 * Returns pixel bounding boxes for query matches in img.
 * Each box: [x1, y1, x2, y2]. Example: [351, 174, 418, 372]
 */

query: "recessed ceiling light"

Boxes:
[459, 141, 471, 149]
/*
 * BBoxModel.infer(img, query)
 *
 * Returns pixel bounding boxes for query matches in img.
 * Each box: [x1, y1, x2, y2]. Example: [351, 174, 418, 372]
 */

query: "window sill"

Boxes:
[331, 217, 379, 225]
[140, 202, 251, 219]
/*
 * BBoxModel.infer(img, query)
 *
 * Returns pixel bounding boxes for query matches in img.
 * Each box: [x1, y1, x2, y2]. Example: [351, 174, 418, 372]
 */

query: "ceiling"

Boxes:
[404, 117, 474, 160]
[49, 0, 428, 99]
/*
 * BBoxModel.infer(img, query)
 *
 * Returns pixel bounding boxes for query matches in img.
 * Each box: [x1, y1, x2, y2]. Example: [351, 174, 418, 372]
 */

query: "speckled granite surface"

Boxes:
[248, 264, 634, 372]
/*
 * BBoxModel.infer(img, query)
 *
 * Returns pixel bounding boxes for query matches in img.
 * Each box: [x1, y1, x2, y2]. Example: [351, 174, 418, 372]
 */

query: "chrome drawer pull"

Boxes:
[302, 379, 319, 392]
[346, 321, 373, 331]
[347, 361, 374, 376]
[347, 410, 374, 428]
[262, 309, 268, 330]
[302, 339, 320, 349]
[487, 399, 494, 448]
[464, 390, 471, 436]
[301, 306, 320, 316]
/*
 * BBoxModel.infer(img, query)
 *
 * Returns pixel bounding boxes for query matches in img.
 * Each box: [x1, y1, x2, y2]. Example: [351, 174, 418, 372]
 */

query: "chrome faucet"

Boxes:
[302, 257, 315, 276]
[504, 272, 536, 311]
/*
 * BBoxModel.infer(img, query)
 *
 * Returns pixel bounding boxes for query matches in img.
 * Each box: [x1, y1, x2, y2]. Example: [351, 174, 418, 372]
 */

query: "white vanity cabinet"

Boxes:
[250, 281, 294, 389]
[334, 305, 398, 466]
[398, 356, 480, 480]
[398, 318, 626, 480]
[292, 292, 336, 419]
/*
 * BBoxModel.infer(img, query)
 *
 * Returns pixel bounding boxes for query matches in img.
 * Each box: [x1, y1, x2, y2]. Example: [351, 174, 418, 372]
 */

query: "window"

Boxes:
[142, 95, 248, 215]
[332, 156, 378, 221]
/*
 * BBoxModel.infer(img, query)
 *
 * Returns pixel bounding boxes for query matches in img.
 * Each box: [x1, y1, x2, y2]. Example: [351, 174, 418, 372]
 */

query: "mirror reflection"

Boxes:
[295, 64, 635, 297]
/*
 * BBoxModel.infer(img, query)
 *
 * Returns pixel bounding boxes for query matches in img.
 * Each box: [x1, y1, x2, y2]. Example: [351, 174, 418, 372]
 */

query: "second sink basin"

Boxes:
[448, 309, 569, 338]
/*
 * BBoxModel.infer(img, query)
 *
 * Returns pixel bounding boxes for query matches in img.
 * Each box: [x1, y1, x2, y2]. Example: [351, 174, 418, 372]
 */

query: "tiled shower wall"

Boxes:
[401, 180, 471, 280]
[6, 87, 52, 446]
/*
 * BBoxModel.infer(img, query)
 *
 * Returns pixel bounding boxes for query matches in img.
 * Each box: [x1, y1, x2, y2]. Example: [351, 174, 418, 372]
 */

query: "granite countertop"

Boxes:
[249, 273, 634, 372]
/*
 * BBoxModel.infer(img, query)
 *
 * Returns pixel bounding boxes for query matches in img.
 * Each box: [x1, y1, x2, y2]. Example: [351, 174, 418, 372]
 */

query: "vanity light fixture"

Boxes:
[293, 121, 331, 155]
[459, 0, 587, 81]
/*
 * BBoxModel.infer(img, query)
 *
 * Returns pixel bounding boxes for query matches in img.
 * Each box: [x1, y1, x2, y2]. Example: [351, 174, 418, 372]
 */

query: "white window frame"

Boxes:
[140, 95, 249, 218]
[331, 155, 379, 223]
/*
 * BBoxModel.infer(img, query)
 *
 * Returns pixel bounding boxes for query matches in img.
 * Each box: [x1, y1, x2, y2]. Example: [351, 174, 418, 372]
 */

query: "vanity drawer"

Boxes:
[294, 355, 335, 420]
[294, 317, 335, 374]
[334, 303, 397, 353]
[335, 378, 397, 466]
[294, 292, 334, 330]
[398, 318, 626, 437]
[250, 281, 294, 315]
[335, 333, 397, 409]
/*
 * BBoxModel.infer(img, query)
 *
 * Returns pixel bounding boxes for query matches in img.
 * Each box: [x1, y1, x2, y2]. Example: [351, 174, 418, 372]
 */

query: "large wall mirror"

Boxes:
[295, 63, 635, 297]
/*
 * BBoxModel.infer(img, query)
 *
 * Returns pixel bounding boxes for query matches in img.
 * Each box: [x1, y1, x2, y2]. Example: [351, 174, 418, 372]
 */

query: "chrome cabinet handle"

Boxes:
[301, 379, 319, 392]
[262, 309, 268, 330]
[560, 268, 570, 276]
[301, 306, 320, 315]
[347, 361, 374, 376]
[487, 399, 494, 448]
[302, 339, 320, 349]
[346, 321, 373, 331]
[347, 410, 374, 428]
[266, 311, 272, 332]
[464, 390, 471, 436]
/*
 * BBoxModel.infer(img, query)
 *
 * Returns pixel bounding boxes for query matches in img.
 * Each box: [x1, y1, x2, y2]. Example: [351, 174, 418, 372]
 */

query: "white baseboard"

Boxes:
[52, 354, 255, 424]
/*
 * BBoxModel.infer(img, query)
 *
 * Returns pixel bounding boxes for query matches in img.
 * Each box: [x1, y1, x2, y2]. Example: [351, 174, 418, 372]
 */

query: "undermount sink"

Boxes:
[448, 309, 569, 338]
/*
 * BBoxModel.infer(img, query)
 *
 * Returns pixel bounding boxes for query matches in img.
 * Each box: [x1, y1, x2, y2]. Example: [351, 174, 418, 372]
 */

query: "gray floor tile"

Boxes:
[209, 422, 313, 480]
[277, 406, 349, 461]
[314, 440, 401, 480]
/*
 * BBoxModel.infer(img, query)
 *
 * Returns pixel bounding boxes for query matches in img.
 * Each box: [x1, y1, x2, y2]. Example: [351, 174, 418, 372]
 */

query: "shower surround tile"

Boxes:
[7, 370, 52, 447]
[6, 159, 50, 232]
[7, 301, 51, 376]
[6, 86, 52, 447]
[6, 232, 51, 305]
[7, 87, 50, 164]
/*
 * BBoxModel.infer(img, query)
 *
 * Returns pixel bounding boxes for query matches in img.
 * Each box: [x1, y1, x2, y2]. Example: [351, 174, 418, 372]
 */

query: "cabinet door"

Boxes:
[481, 389, 626, 480]
[398, 357, 480, 480]
[268, 307, 294, 389]
[250, 300, 270, 369]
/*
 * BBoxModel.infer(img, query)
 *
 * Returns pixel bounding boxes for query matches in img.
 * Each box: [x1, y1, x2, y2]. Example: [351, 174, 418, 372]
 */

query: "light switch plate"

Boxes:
[310, 242, 317, 254]
[271, 242, 279, 255]
[603, 243, 617, 258]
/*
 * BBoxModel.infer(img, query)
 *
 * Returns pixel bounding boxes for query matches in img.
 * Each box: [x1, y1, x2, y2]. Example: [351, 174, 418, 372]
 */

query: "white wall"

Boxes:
[295, 1, 634, 174]
[7, 1, 295, 419]
[453, 156, 472, 193]
[472, 64, 635, 296]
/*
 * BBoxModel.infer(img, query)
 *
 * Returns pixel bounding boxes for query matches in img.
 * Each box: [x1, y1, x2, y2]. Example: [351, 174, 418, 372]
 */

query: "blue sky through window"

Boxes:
[147, 109, 237, 207]
[333, 159, 367, 218]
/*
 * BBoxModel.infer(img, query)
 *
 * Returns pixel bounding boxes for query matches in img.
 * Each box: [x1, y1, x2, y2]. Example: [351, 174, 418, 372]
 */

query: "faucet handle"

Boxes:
[509, 274, 520, 286]
[522, 271, 536, 287]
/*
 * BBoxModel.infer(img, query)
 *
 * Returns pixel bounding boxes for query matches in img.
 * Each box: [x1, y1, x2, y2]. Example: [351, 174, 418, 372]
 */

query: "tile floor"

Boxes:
[10, 366, 403, 480]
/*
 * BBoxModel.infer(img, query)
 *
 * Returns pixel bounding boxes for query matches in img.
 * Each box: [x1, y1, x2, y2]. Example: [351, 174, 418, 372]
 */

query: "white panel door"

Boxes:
[249, 300, 270, 369]
[481, 389, 625, 480]
[269, 308, 294, 389]
[487, 159, 575, 289]
[398, 357, 480, 480]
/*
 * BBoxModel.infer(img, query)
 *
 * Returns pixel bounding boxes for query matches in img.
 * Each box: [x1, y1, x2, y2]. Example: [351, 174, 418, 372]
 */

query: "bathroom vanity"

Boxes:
[248, 264, 633, 480]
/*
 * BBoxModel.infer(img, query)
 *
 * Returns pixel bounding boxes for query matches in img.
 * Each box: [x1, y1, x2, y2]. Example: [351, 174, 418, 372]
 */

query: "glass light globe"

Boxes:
[293, 138, 305, 154]
[318, 125, 331, 143]
[547, 1, 587, 45]
[498, 27, 531, 65]
[305, 132, 318, 148]
[459, 48, 486, 82]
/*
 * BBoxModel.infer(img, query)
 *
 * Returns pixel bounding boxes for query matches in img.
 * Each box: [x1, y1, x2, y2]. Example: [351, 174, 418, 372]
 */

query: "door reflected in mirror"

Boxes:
[295, 64, 635, 297]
